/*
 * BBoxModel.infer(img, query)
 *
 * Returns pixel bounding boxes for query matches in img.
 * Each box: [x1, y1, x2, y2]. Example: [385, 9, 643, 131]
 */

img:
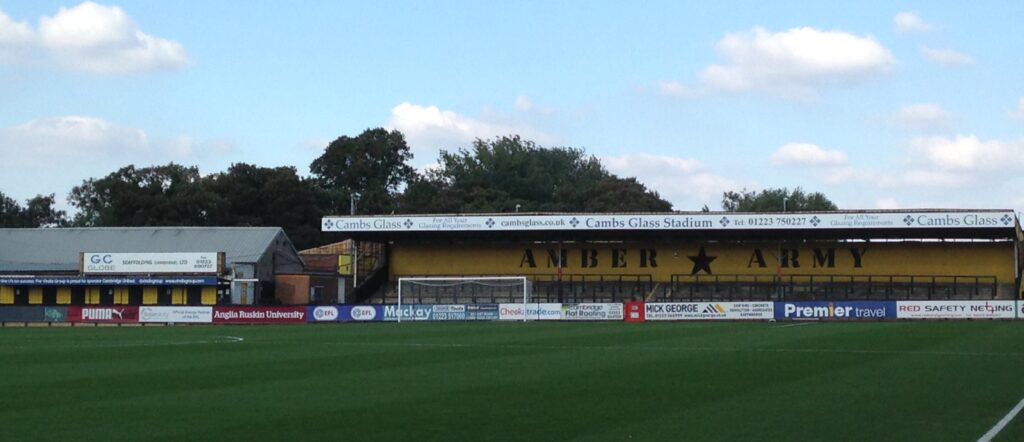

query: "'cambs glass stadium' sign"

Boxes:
[81, 252, 223, 275]
[322, 211, 1017, 233]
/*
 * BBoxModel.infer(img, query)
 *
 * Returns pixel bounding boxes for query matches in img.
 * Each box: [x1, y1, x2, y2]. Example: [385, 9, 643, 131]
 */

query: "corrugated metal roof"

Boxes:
[0, 227, 290, 273]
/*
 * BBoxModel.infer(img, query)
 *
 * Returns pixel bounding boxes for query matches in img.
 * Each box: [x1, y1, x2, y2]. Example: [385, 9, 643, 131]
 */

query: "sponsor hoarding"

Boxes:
[67, 306, 139, 323]
[342, 305, 383, 321]
[0, 276, 217, 286]
[138, 306, 212, 323]
[465, 304, 499, 321]
[212, 307, 306, 323]
[896, 301, 1016, 319]
[383, 304, 434, 321]
[0, 307, 67, 322]
[308, 306, 341, 322]
[82, 252, 221, 275]
[430, 304, 467, 321]
[561, 303, 624, 320]
[774, 301, 895, 320]
[323, 211, 1015, 233]
[498, 303, 562, 321]
[645, 302, 774, 320]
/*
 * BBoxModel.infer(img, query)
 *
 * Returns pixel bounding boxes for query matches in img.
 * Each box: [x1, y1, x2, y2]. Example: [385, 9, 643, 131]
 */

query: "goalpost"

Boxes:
[396, 276, 531, 323]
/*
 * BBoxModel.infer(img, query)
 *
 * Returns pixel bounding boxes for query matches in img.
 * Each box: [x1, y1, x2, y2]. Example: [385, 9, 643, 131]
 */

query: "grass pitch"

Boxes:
[2, 321, 1023, 441]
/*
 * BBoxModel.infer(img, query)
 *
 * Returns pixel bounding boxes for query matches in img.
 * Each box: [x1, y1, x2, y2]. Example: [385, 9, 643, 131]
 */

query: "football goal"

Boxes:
[396, 276, 531, 322]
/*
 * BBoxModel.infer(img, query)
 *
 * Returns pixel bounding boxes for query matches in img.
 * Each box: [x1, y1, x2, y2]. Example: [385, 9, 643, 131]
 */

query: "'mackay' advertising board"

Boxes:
[380, 304, 473, 321]
[774, 301, 895, 320]
[212, 307, 306, 323]
[896, 301, 1016, 319]
[645, 302, 773, 320]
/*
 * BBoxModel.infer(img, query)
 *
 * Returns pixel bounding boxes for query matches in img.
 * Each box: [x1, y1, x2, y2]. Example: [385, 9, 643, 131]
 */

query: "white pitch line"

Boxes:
[322, 341, 1024, 358]
[773, 322, 816, 328]
[978, 396, 1024, 442]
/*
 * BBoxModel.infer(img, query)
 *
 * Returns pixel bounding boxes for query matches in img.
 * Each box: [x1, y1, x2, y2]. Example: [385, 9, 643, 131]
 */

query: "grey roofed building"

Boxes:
[0, 227, 304, 279]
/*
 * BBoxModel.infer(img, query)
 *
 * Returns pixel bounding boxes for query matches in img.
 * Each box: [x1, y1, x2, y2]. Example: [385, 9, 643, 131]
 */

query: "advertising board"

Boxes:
[0, 307, 67, 322]
[67, 306, 139, 323]
[139, 306, 212, 323]
[430, 304, 467, 321]
[774, 301, 895, 320]
[323, 211, 1015, 233]
[382, 304, 435, 321]
[0, 276, 218, 286]
[342, 305, 383, 321]
[645, 302, 774, 321]
[465, 304, 499, 321]
[82, 252, 221, 275]
[308, 306, 341, 322]
[560, 303, 624, 320]
[895, 301, 1016, 319]
[498, 303, 561, 321]
[212, 307, 306, 323]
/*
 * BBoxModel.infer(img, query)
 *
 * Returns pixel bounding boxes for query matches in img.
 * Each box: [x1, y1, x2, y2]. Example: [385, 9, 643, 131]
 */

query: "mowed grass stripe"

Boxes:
[0, 322, 1022, 441]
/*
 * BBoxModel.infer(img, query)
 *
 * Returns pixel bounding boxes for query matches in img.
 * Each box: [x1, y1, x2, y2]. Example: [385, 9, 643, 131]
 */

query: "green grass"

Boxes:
[2, 322, 1023, 441]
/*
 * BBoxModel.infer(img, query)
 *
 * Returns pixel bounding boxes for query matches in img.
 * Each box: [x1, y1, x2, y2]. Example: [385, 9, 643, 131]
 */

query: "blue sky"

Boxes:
[1, 1, 1022, 213]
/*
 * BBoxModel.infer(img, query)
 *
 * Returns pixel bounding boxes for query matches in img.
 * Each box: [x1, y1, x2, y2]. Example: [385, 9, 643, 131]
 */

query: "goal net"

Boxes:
[397, 276, 531, 321]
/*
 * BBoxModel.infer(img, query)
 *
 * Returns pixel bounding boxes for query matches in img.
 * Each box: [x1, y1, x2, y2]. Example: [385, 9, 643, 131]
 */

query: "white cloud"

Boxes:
[601, 153, 739, 209]
[910, 134, 1024, 172]
[921, 46, 974, 66]
[0, 2, 187, 73]
[903, 170, 968, 187]
[0, 115, 230, 168]
[890, 103, 954, 131]
[771, 142, 848, 167]
[696, 27, 895, 97]
[513, 95, 554, 115]
[386, 102, 558, 152]
[657, 80, 699, 97]
[1011, 98, 1024, 121]
[875, 197, 900, 209]
[0, 10, 34, 61]
[894, 12, 934, 33]
[825, 166, 897, 188]
[0, 115, 149, 166]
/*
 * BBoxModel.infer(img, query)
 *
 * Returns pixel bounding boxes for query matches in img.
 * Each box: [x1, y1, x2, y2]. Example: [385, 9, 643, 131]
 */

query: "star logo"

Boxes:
[569, 217, 579, 228]
[324, 220, 334, 229]
[403, 219, 414, 229]
[809, 216, 820, 227]
[903, 215, 914, 226]
[485, 218, 495, 228]
[688, 246, 716, 275]
[719, 217, 730, 227]
[1001, 214, 1012, 225]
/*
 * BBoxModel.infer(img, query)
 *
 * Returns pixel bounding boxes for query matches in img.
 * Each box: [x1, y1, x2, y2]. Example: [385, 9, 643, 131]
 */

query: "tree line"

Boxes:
[1, 128, 835, 249]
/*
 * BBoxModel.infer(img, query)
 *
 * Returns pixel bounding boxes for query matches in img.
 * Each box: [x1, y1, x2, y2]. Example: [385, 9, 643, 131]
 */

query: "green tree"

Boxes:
[204, 163, 328, 249]
[400, 136, 672, 213]
[68, 164, 219, 226]
[721, 187, 837, 212]
[0, 191, 68, 227]
[310, 128, 416, 214]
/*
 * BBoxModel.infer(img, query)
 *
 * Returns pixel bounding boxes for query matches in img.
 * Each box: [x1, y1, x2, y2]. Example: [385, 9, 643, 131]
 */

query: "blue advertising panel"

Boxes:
[339, 305, 384, 322]
[307, 305, 341, 322]
[382, 304, 435, 321]
[774, 301, 896, 320]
